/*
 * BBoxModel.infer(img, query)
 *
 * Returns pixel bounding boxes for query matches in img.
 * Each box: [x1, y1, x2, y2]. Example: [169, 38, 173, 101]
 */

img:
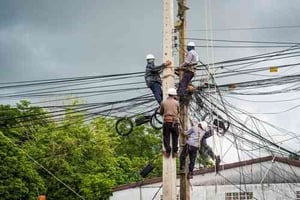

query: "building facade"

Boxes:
[110, 156, 300, 200]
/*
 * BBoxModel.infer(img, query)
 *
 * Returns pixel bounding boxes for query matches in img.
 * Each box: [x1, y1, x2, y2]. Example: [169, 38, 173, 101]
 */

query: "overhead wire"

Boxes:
[0, 29, 299, 197]
[188, 25, 300, 32]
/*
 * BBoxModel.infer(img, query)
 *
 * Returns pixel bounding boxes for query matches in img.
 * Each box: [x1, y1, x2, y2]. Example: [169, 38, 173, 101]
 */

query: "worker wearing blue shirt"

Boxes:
[179, 121, 220, 179]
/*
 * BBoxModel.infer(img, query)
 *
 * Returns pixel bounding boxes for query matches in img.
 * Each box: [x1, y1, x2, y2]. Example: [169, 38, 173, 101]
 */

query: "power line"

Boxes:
[0, 71, 144, 89]
[195, 45, 294, 48]
[188, 25, 300, 32]
[186, 37, 300, 45]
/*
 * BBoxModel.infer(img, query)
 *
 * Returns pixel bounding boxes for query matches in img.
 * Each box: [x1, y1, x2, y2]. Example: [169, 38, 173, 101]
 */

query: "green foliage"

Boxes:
[197, 153, 214, 168]
[0, 101, 164, 199]
[0, 100, 48, 143]
[0, 131, 45, 200]
[115, 124, 163, 178]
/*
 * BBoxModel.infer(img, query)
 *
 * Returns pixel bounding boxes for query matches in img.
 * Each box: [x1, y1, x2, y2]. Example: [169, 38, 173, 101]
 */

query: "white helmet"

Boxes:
[146, 54, 155, 60]
[187, 41, 195, 47]
[167, 88, 177, 96]
[199, 121, 208, 130]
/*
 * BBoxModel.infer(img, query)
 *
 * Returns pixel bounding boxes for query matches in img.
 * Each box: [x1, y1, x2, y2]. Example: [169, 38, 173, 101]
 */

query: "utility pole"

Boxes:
[162, 0, 176, 200]
[176, 0, 190, 199]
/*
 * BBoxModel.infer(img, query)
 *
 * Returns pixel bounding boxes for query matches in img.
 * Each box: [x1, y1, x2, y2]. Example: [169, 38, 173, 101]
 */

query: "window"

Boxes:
[225, 192, 253, 200]
[296, 191, 300, 200]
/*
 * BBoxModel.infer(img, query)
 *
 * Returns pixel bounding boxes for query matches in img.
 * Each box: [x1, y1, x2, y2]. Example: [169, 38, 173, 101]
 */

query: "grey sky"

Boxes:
[0, 0, 300, 161]
[1, 0, 299, 80]
[0, 0, 164, 80]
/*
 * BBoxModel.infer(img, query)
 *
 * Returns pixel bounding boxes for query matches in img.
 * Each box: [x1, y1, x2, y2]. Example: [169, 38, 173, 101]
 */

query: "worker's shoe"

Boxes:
[215, 155, 221, 173]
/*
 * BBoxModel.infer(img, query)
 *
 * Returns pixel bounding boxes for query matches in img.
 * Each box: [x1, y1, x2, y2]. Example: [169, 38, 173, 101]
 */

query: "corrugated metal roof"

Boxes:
[113, 156, 300, 192]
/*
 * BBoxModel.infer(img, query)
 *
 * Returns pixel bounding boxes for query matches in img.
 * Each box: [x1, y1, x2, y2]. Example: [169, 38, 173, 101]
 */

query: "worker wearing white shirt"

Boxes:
[177, 41, 199, 99]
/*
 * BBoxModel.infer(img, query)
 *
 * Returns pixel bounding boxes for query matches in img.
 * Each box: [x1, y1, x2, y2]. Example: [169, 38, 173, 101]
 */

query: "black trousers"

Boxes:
[163, 122, 179, 154]
[177, 71, 194, 96]
[179, 144, 198, 173]
[149, 81, 163, 105]
[199, 142, 215, 159]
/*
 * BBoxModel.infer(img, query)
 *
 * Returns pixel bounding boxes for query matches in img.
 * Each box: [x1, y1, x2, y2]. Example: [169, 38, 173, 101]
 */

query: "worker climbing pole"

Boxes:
[175, 0, 197, 199]
[161, 1, 202, 199]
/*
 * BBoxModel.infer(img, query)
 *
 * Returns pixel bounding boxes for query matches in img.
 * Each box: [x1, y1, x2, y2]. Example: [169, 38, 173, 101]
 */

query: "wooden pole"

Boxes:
[162, 0, 176, 199]
[177, 0, 190, 199]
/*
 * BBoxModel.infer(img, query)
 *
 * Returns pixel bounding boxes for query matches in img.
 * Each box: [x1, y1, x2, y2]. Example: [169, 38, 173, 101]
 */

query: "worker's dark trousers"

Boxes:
[149, 81, 163, 105]
[199, 143, 215, 159]
[180, 144, 198, 173]
[163, 122, 179, 154]
[177, 71, 194, 97]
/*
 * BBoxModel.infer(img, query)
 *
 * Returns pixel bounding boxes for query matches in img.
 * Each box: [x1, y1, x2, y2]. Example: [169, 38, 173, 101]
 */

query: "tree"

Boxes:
[0, 100, 48, 144]
[0, 131, 45, 200]
[0, 100, 165, 199]
[114, 123, 163, 179]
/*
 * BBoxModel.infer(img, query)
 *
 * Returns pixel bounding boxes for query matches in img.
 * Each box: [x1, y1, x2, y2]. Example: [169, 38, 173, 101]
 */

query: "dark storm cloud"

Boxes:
[0, 0, 86, 29]
[0, 0, 164, 81]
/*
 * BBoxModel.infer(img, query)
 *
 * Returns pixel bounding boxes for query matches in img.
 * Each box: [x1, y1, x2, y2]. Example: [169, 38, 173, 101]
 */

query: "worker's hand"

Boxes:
[165, 60, 172, 67]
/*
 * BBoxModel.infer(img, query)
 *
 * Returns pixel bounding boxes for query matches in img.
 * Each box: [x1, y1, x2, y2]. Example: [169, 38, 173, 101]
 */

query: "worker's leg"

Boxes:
[198, 143, 207, 157]
[188, 146, 198, 174]
[177, 71, 194, 97]
[205, 144, 215, 159]
[163, 122, 172, 155]
[203, 144, 221, 172]
[150, 81, 163, 105]
[171, 123, 179, 154]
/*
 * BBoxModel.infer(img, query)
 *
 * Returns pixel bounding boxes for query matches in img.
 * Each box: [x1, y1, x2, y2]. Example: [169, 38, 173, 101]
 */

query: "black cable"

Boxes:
[188, 25, 300, 32]
[186, 37, 300, 45]
[0, 71, 144, 89]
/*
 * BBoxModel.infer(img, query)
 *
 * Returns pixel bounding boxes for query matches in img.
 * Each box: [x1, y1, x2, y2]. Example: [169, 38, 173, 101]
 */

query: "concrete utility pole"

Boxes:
[177, 0, 190, 199]
[162, 0, 176, 200]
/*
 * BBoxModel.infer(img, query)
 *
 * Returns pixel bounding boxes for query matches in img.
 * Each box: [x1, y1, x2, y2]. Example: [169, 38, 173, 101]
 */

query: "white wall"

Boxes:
[110, 160, 300, 200]
[111, 183, 300, 200]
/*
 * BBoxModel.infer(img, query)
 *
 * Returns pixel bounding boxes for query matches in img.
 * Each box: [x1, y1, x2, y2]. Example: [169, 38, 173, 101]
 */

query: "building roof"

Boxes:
[112, 156, 300, 192]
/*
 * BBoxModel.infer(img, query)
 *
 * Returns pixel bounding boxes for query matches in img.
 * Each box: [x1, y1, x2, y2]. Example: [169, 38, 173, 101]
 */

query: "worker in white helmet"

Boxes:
[144, 54, 172, 105]
[179, 120, 220, 179]
[160, 88, 180, 158]
[177, 41, 199, 99]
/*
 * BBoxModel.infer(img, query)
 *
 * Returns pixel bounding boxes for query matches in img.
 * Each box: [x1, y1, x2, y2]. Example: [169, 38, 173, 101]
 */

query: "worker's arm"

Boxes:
[149, 60, 172, 73]
[149, 63, 165, 73]
[184, 127, 195, 136]
[179, 52, 193, 68]
[203, 129, 213, 139]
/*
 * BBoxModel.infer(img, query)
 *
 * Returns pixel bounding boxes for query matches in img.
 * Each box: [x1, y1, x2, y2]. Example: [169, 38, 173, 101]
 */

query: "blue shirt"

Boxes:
[144, 62, 166, 87]
[185, 126, 213, 147]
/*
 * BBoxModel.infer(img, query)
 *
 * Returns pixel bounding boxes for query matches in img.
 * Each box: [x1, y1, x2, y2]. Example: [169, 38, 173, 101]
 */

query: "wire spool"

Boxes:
[115, 117, 134, 136]
[150, 114, 163, 130]
[150, 107, 163, 130]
